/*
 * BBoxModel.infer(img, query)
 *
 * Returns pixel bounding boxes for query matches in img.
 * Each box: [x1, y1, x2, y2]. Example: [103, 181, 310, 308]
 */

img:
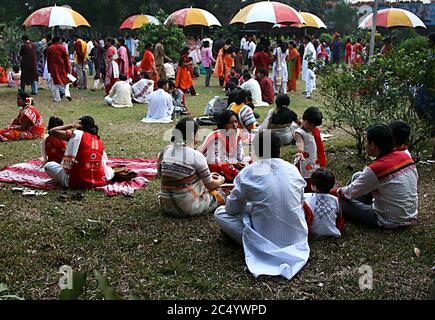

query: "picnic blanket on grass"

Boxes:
[0, 157, 158, 197]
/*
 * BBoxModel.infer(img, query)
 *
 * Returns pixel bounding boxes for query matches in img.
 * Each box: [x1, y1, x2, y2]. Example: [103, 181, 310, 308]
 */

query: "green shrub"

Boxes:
[0, 21, 24, 68]
[399, 36, 428, 53]
[137, 9, 186, 61]
[320, 47, 433, 160]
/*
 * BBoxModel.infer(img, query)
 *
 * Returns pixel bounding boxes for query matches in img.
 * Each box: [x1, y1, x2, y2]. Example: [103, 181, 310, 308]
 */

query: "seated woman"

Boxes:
[200, 110, 246, 182]
[132, 72, 154, 104]
[44, 115, 115, 189]
[41, 116, 67, 163]
[228, 88, 258, 131]
[7, 65, 21, 88]
[158, 118, 225, 217]
[0, 92, 45, 142]
[258, 94, 299, 146]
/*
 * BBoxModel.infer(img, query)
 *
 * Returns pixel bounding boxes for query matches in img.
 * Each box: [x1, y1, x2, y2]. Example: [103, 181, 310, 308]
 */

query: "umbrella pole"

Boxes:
[368, 0, 379, 63]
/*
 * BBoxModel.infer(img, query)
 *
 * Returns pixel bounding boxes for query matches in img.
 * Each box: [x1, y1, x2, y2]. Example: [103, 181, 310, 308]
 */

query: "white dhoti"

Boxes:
[44, 161, 69, 187]
[301, 60, 308, 82]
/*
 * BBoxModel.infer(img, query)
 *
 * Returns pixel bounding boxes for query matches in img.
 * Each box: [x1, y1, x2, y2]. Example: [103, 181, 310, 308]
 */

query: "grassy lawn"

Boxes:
[0, 75, 433, 300]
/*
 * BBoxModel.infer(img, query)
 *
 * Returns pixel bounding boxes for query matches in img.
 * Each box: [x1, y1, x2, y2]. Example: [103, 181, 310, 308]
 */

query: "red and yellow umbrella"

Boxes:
[23, 5, 90, 28]
[164, 8, 222, 27]
[358, 8, 426, 29]
[120, 14, 160, 30]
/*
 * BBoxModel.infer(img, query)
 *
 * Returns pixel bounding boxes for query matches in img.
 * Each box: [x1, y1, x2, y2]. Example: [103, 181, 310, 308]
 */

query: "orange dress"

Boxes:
[140, 50, 159, 89]
[175, 54, 193, 91]
[0, 66, 7, 83]
[213, 48, 234, 80]
[287, 48, 301, 92]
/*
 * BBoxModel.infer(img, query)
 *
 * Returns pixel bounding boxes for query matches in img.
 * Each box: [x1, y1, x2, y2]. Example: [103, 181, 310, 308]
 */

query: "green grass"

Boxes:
[0, 75, 433, 300]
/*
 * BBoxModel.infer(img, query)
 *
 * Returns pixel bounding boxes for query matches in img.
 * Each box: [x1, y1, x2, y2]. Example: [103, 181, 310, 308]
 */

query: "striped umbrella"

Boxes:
[23, 5, 90, 28]
[120, 14, 160, 30]
[358, 8, 426, 29]
[230, 1, 305, 25]
[164, 8, 221, 27]
[298, 12, 327, 29]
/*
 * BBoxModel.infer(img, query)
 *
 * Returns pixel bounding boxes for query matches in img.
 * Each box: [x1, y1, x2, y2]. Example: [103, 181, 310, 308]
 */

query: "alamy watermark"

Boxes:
[58, 265, 73, 290]
[358, 264, 373, 291]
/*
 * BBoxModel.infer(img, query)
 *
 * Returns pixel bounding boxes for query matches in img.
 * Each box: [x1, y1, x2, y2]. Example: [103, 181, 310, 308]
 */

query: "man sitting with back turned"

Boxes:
[141, 79, 174, 123]
[214, 131, 309, 280]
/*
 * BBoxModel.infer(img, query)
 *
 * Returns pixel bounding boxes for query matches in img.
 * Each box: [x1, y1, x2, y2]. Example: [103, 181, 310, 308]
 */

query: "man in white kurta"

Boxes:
[240, 72, 269, 108]
[141, 79, 174, 123]
[104, 76, 133, 108]
[302, 35, 316, 82]
[214, 131, 309, 280]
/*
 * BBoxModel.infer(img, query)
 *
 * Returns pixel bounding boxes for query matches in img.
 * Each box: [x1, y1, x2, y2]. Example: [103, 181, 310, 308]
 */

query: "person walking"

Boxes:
[19, 35, 38, 95]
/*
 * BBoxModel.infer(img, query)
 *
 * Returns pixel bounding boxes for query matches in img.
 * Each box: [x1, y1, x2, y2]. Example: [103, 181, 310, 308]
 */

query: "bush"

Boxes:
[399, 36, 428, 53]
[320, 47, 433, 160]
[136, 10, 185, 61]
[320, 33, 333, 44]
[0, 22, 24, 68]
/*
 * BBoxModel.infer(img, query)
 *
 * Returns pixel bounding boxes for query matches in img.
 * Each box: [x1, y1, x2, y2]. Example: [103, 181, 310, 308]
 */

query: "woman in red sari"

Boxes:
[287, 41, 301, 93]
[0, 92, 44, 142]
[175, 47, 197, 96]
[200, 110, 246, 182]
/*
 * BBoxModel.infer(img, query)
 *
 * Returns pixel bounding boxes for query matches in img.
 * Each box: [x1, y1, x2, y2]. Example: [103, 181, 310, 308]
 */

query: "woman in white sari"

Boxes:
[271, 40, 289, 94]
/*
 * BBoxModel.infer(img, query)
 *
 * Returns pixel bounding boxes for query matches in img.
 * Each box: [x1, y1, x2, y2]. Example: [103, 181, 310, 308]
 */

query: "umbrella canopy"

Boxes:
[23, 5, 90, 28]
[298, 12, 327, 29]
[346, 0, 431, 4]
[120, 14, 160, 30]
[230, 1, 305, 25]
[164, 8, 221, 27]
[359, 8, 426, 29]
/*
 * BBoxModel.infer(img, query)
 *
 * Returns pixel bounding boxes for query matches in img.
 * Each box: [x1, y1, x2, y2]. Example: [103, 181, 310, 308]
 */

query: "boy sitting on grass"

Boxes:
[304, 168, 344, 240]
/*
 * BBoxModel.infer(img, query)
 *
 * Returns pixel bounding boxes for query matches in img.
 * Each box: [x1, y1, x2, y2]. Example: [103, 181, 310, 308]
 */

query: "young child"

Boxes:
[41, 116, 67, 164]
[7, 65, 21, 88]
[389, 120, 411, 157]
[168, 80, 189, 115]
[224, 67, 240, 87]
[294, 107, 327, 192]
[306, 62, 316, 99]
[304, 168, 344, 240]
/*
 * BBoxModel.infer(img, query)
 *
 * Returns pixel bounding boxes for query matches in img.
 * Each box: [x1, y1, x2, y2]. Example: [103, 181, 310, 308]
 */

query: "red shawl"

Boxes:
[312, 128, 327, 167]
[368, 151, 414, 180]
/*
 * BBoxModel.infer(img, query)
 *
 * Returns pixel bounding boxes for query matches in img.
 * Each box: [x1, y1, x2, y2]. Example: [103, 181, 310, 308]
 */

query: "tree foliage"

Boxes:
[0, 22, 24, 68]
[136, 10, 185, 61]
[320, 47, 433, 160]
[327, 1, 358, 36]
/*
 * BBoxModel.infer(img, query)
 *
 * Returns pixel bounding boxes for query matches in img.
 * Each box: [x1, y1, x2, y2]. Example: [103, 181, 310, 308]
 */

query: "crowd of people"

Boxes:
[0, 30, 430, 282]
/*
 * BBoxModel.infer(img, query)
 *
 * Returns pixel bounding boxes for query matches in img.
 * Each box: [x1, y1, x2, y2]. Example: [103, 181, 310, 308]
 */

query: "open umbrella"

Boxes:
[120, 14, 160, 30]
[23, 5, 91, 28]
[298, 12, 327, 29]
[230, 1, 305, 26]
[164, 8, 221, 27]
[358, 8, 426, 29]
